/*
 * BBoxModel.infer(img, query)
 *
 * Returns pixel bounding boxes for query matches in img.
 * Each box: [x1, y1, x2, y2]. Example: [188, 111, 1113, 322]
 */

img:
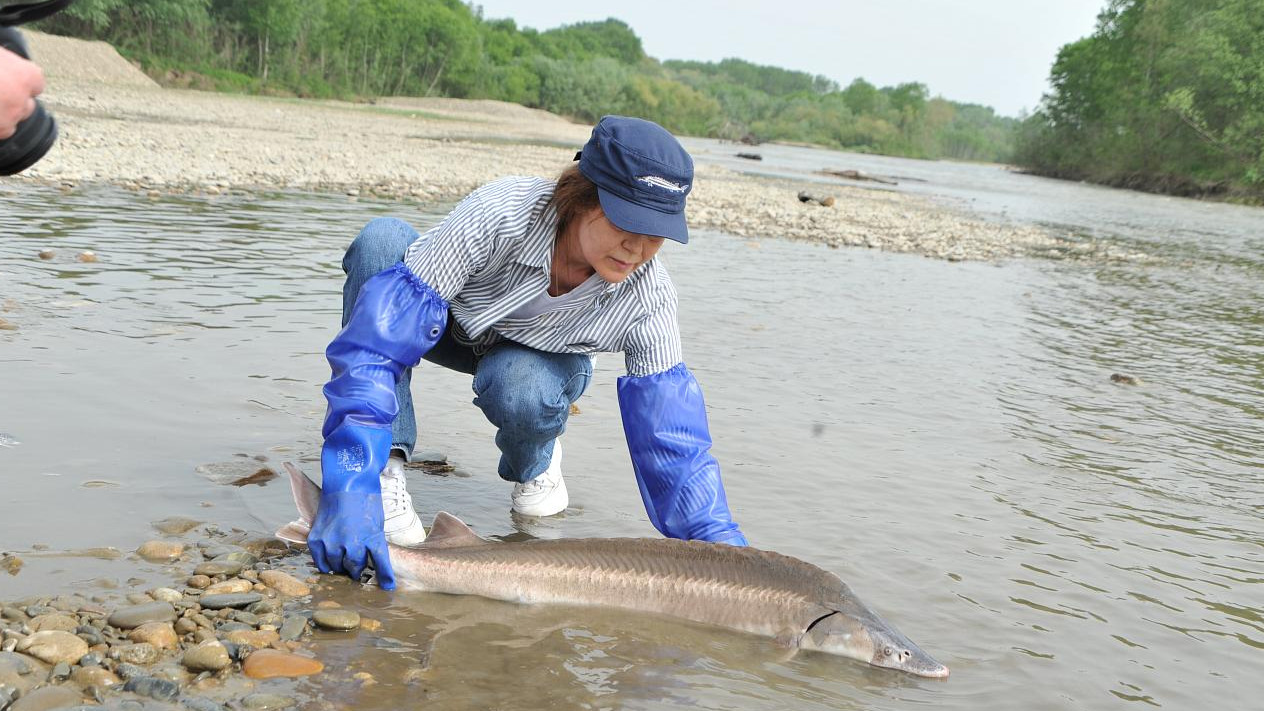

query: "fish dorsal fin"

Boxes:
[423, 512, 488, 548]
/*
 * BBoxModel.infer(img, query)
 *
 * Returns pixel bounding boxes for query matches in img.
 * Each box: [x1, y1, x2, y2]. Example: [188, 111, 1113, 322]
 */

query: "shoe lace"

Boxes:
[380, 470, 411, 514]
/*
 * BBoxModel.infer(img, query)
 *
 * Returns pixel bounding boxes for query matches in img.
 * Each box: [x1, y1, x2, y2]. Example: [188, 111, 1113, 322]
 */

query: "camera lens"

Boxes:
[0, 24, 59, 175]
[0, 102, 58, 176]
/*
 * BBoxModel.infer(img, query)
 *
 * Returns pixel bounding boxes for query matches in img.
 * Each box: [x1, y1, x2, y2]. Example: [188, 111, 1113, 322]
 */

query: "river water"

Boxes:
[1, 148, 1261, 710]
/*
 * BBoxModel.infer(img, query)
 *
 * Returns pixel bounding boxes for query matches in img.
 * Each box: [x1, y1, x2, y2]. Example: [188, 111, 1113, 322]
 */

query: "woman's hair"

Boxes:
[551, 164, 601, 239]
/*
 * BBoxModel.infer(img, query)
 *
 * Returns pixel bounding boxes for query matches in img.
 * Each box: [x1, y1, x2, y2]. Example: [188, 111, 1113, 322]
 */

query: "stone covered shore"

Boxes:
[1, 528, 401, 711]
[14, 32, 1071, 263]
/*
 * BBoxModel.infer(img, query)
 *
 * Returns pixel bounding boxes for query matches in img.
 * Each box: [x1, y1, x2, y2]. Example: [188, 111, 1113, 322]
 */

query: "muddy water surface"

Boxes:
[1, 173, 1261, 710]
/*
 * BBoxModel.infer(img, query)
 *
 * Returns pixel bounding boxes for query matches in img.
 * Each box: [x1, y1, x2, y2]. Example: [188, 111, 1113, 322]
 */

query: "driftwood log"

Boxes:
[817, 169, 898, 185]
[736, 152, 763, 161]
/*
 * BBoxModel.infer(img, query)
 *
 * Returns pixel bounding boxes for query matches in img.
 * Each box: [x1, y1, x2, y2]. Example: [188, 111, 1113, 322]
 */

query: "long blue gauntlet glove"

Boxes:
[313, 263, 448, 590]
[617, 363, 748, 546]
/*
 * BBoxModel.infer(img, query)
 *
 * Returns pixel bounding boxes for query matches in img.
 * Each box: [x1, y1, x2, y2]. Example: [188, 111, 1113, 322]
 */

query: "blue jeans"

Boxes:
[341, 217, 592, 483]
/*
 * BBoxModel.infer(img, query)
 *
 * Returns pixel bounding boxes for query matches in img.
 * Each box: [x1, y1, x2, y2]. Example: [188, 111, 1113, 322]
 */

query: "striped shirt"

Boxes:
[403, 176, 683, 377]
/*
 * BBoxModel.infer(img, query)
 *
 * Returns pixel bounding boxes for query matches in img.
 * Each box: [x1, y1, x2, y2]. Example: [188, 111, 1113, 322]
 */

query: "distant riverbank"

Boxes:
[17, 31, 1067, 262]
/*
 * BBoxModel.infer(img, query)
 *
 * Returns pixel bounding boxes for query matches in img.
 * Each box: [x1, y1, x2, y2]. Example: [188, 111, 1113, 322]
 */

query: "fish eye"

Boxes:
[883, 646, 893, 657]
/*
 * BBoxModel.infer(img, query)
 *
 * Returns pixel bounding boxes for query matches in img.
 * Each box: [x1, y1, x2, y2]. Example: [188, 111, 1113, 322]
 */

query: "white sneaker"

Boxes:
[380, 456, 427, 546]
[511, 440, 568, 517]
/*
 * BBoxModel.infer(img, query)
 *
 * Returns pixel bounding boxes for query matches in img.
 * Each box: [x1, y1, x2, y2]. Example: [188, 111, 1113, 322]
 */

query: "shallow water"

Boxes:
[1, 165, 1261, 710]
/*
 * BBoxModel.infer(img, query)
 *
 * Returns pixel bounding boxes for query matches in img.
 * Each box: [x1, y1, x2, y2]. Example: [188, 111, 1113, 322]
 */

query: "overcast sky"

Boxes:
[470, 0, 1108, 117]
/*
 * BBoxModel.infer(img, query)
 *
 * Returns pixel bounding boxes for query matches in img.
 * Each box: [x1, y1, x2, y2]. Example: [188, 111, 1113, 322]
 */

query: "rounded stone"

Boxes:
[258, 571, 309, 597]
[112, 642, 160, 665]
[71, 665, 122, 687]
[197, 593, 262, 610]
[15, 630, 88, 665]
[174, 618, 198, 636]
[182, 641, 232, 672]
[224, 629, 279, 648]
[187, 575, 212, 589]
[128, 622, 178, 650]
[311, 609, 360, 631]
[204, 579, 253, 595]
[149, 588, 184, 604]
[8, 685, 83, 711]
[194, 561, 243, 578]
[241, 649, 324, 679]
[136, 541, 185, 563]
[123, 675, 180, 701]
[106, 602, 176, 630]
[28, 614, 79, 633]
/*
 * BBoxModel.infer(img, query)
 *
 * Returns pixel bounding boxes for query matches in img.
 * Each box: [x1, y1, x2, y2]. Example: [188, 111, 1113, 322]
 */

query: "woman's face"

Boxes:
[573, 208, 666, 283]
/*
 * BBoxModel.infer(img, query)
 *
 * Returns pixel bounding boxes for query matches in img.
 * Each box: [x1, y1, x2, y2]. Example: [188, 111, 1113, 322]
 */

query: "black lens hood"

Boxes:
[0, 0, 74, 27]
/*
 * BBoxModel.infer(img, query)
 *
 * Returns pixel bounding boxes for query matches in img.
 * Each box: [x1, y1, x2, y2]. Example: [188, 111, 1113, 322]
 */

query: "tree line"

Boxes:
[1014, 0, 1264, 199]
[36, 0, 1016, 162]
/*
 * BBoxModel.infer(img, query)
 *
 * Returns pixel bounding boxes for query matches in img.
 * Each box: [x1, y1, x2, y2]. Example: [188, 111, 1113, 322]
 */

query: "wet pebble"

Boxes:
[16, 630, 87, 664]
[7, 685, 82, 711]
[111, 642, 159, 665]
[186, 575, 211, 590]
[241, 693, 295, 710]
[173, 618, 198, 636]
[241, 649, 323, 679]
[113, 662, 147, 680]
[258, 571, 309, 597]
[48, 661, 71, 681]
[123, 675, 180, 702]
[203, 579, 253, 595]
[28, 614, 78, 633]
[277, 616, 307, 642]
[76, 251, 98, 263]
[128, 622, 178, 650]
[181, 641, 231, 672]
[73, 626, 103, 647]
[311, 609, 359, 631]
[136, 541, 185, 563]
[37, 249, 55, 260]
[193, 561, 243, 578]
[223, 629, 279, 648]
[197, 594, 261, 610]
[107, 602, 176, 629]
[70, 665, 121, 688]
[152, 517, 201, 536]
[150, 588, 184, 604]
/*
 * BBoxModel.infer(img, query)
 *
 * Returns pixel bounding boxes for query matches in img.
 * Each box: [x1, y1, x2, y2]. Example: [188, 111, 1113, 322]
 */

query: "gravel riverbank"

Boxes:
[13, 32, 1072, 262]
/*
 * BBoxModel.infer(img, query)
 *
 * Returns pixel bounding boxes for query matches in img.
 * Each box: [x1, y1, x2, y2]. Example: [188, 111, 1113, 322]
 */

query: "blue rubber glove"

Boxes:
[312, 263, 448, 590]
[617, 363, 748, 545]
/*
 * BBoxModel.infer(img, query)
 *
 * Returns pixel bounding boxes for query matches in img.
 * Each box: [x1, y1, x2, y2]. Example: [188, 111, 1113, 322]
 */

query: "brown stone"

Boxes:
[242, 649, 324, 679]
[128, 622, 178, 650]
[258, 570, 309, 597]
[9, 685, 83, 711]
[204, 578, 253, 595]
[225, 629, 280, 648]
[15, 630, 87, 665]
[28, 614, 79, 633]
[136, 540, 185, 563]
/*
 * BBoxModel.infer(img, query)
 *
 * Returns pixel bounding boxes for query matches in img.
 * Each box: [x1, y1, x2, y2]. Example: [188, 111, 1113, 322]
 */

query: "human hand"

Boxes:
[0, 47, 44, 140]
[308, 490, 397, 590]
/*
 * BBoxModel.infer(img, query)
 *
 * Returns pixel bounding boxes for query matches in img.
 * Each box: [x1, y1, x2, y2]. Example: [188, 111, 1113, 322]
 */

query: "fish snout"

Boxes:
[871, 635, 949, 679]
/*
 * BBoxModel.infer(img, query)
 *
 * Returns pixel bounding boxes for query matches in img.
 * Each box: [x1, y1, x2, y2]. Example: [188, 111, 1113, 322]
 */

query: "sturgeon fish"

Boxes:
[276, 463, 949, 678]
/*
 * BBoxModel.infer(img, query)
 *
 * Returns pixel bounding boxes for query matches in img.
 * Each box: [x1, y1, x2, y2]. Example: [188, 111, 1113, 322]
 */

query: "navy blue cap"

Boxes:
[575, 116, 694, 244]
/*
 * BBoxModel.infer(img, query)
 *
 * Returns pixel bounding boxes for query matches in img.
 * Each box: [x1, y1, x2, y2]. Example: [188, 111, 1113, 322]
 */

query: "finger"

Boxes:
[19, 97, 35, 122]
[345, 549, 367, 582]
[369, 541, 396, 591]
[308, 540, 331, 574]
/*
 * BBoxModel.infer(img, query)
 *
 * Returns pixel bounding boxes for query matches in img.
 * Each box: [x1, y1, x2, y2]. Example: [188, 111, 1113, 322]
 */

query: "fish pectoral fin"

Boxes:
[275, 521, 310, 546]
[422, 511, 490, 548]
[282, 462, 321, 527]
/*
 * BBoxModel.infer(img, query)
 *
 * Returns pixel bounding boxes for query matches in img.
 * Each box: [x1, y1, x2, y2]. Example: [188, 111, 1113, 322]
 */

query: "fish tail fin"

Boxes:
[276, 462, 321, 545]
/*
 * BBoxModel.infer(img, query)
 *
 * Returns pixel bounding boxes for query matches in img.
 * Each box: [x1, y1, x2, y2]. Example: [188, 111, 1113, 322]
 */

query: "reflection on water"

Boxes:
[1, 174, 1261, 710]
